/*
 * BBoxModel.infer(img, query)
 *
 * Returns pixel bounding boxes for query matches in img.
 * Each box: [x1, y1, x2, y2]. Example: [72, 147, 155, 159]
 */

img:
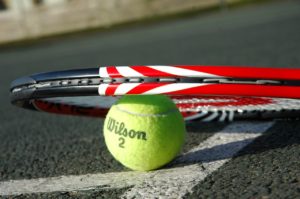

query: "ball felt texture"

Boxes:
[103, 95, 186, 171]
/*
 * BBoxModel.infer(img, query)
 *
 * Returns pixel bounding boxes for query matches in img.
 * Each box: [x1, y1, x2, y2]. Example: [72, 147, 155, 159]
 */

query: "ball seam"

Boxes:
[115, 105, 179, 117]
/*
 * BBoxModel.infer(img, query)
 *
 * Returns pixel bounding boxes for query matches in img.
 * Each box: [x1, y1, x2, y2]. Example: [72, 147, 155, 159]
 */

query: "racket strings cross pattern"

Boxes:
[10, 65, 300, 122]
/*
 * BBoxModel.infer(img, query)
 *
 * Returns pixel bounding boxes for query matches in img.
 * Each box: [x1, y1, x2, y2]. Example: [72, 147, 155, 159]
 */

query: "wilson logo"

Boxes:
[106, 117, 147, 142]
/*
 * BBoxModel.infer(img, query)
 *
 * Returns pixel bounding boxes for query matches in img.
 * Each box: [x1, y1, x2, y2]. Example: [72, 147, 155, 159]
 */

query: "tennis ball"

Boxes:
[103, 95, 186, 171]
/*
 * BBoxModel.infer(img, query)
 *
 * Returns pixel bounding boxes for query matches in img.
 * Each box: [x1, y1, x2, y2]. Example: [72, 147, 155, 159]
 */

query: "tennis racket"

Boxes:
[10, 65, 300, 122]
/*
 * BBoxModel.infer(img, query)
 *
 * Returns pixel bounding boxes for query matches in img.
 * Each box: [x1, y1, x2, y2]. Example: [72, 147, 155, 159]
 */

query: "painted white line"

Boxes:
[122, 121, 274, 198]
[0, 122, 274, 197]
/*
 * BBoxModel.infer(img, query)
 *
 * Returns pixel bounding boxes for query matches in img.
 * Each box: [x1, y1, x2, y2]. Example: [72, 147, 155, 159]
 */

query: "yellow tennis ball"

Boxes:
[103, 95, 186, 171]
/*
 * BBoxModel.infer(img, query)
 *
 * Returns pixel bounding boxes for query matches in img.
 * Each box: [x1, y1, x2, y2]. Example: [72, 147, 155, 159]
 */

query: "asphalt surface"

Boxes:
[1, 0, 300, 198]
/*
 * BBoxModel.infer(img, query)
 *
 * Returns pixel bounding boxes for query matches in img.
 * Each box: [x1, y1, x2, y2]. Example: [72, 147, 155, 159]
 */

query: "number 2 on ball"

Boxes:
[119, 137, 125, 148]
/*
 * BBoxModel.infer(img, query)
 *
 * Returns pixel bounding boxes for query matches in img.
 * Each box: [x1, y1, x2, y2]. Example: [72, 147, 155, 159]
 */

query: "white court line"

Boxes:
[0, 122, 274, 197]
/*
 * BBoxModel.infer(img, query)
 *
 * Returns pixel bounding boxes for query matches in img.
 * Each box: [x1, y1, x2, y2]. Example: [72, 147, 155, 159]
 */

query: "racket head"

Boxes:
[10, 66, 300, 122]
[10, 66, 300, 100]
